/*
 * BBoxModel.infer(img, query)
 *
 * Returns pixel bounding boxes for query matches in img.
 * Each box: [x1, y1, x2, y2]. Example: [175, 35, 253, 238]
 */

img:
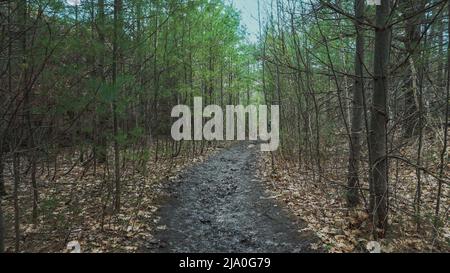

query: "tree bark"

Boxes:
[0, 198, 4, 253]
[13, 153, 20, 252]
[112, 0, 122, 212]
[402, 0, 423, 139]
[347, 0, 365, 207]
[368, 0, 391, 238]
[435, 0, 450, 233]
[96, 0, 108, 164]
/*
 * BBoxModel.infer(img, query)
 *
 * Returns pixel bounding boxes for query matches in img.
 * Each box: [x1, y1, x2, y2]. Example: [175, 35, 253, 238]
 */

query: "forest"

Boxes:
[0, 0, 448, 253]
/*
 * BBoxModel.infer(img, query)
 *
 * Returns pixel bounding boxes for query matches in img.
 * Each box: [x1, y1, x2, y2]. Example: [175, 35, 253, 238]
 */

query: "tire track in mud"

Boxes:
[144, 142, 316, 253]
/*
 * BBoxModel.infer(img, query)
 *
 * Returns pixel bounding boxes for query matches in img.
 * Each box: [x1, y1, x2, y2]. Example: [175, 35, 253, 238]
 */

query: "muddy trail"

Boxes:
[144, 142, 317, 253]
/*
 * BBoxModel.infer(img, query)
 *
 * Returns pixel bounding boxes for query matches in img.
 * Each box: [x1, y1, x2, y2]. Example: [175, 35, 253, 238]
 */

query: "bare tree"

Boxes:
[113, 0, 123, 212]
[347, 0, 366, 207]
[368, 0, 392, 237]
[435, 0, 450, 235]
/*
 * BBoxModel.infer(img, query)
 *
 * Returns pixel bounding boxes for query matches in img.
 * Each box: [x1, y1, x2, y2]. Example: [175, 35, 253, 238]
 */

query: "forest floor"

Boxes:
[143, 142, 318, 253]
[258, 146, 450, 253]
[3, 140, 447, 253]
[2, 142, 224, 252]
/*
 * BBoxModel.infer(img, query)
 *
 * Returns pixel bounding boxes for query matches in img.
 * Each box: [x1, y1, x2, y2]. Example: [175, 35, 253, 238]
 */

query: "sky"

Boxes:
[67, 0, 80, 5]
[231, 0, 267, 43]
[66, 0, 267, 43]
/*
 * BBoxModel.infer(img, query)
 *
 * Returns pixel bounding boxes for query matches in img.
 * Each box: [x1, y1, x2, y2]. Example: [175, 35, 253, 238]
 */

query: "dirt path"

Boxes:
[144, 142, 316, 253]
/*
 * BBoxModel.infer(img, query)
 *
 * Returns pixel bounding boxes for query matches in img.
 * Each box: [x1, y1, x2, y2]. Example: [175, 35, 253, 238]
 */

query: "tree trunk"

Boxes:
[112, 0, 122, 212]
[13, 153, 20, 252]
[96, 0, 108, 164]
[347, 0, 365, 207]
[0, 197, 4, 253]
[435, 0, 450, 234]
[0, 155, 4, 198]
[402, 0, 423, 139]
[368, 0, 391, 238]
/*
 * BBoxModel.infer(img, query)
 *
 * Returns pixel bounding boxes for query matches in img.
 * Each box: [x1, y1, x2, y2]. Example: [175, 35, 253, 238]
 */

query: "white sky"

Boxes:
[67, 0, 80, 5]
[231, 0, 268, 43]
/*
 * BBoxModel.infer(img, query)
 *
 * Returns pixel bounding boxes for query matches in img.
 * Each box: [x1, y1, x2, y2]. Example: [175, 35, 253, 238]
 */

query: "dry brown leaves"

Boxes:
[2, 143, 226, 253]
[257, 149, 449, 253]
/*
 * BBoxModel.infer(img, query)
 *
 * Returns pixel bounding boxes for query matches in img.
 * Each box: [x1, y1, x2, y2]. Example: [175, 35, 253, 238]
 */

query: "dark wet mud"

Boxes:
[144, 143, 317, 253]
